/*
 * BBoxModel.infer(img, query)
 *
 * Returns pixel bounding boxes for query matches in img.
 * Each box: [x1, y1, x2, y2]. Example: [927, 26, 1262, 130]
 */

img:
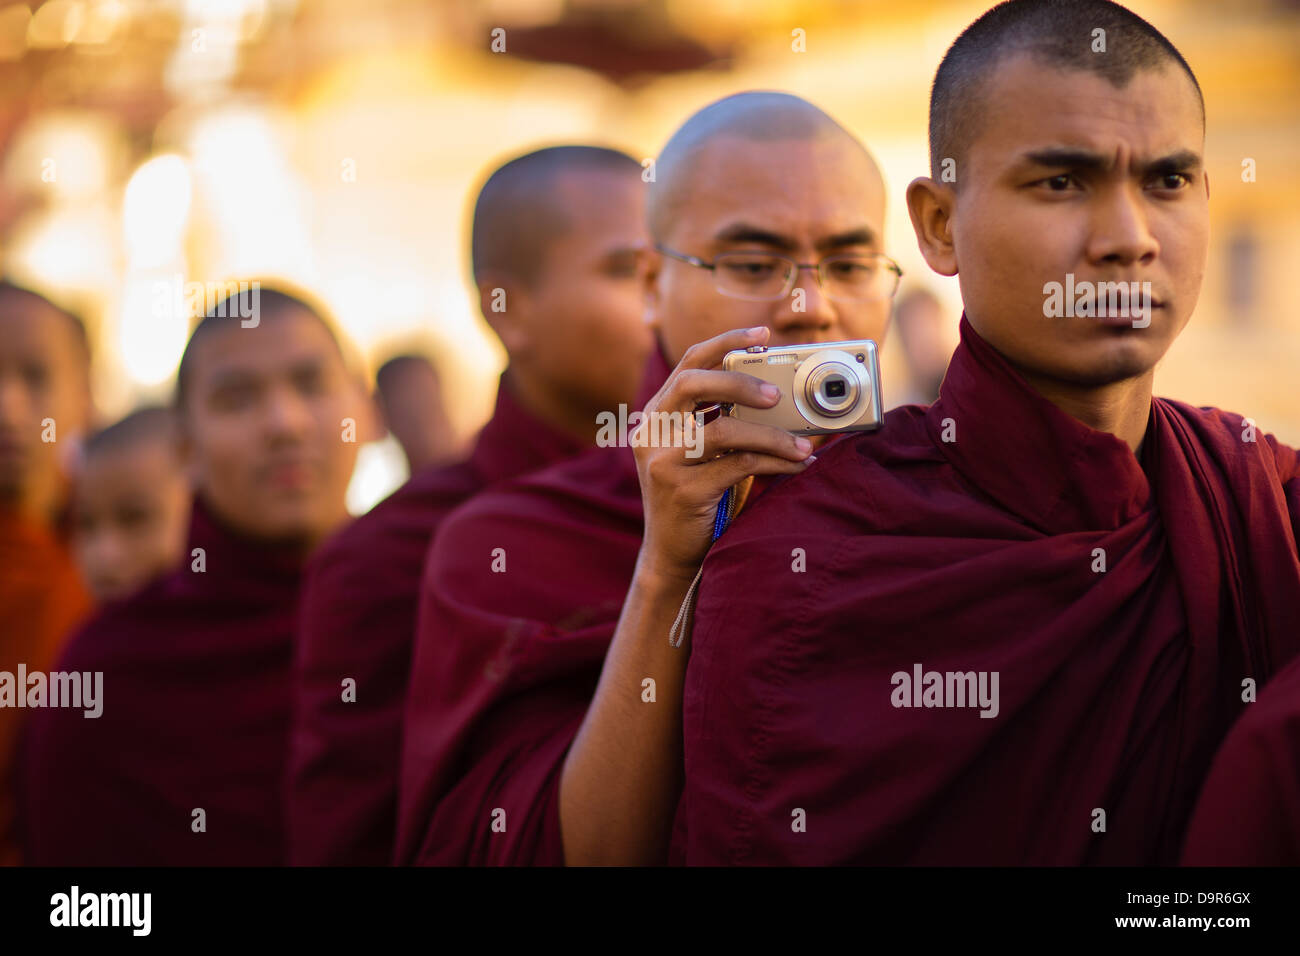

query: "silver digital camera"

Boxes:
[722, 339, 883, 435]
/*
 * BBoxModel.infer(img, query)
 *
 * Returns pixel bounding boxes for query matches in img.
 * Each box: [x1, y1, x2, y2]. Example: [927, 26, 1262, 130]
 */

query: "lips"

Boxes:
[258, 458, 322, 492]
[1069, 279, 1166, 327]
[1090, 300, 1164, 328]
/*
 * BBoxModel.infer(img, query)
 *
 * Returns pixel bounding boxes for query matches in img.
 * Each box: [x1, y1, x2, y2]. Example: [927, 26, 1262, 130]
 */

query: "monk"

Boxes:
[20, 287, 363, 865]
[71, 406, 191, 604]
[396, 92, 898, 865]
[674, 0, 1300, 865]
[1181, 655, 1300, 865]
[286, 146, 651, 865]
[374, 354, 459, 474]
[0, 281, 94, 865]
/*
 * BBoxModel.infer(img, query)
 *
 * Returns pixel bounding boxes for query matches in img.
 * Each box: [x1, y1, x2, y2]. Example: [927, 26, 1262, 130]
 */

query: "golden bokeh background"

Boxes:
[2, 0, 1297, 510]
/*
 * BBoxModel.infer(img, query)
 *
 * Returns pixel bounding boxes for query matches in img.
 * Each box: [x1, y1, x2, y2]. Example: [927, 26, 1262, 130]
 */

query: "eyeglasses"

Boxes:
[656, 243, 903, 303]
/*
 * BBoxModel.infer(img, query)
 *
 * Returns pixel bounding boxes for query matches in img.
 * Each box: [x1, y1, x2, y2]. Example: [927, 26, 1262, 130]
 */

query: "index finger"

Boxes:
[676, 326, 770, 373]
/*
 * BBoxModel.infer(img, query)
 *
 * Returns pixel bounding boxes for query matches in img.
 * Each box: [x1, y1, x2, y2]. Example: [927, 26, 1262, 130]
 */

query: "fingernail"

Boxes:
[761, 384, 780, 401]
[804, 454, 818, 464]
[748, 326, 767, 337]
[795, 437, 812, 454]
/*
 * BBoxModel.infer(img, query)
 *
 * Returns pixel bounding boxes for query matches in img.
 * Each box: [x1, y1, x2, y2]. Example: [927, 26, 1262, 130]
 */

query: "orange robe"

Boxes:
[0, 509, 91, 865]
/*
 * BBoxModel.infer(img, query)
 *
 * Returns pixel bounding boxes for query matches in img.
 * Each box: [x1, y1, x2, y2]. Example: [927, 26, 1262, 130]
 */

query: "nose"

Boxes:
[85, 530, 127, 568]
[261, 383, 314, 441]
[1086, 183, 1160, 267]
[772, 264, 835, 335]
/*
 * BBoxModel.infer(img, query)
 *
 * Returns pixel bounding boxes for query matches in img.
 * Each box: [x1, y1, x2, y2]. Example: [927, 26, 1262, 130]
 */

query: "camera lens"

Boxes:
[805, 361, 859, 417]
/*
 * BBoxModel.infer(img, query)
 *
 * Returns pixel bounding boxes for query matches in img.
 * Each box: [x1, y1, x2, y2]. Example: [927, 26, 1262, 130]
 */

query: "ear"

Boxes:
[906, 176, 959, 278]
[640, 246, 664, 333]
[477, 274, 531, 355]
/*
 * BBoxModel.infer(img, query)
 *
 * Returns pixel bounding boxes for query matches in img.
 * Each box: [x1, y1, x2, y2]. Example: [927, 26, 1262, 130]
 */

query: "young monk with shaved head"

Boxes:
[0, 281, 94, 864]
[21, 287, 364, 864]
[674, 0, 1300, 865]
[397, 91, 898, 865]
[71, 406, 191, 604]
[374, 355, 458, 474]
[286, 146, 650, 864]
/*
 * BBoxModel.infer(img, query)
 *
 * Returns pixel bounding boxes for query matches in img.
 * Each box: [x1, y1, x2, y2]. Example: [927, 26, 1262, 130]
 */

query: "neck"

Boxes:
[1016, 367, 1154, 456]
[197, 496, 338, 563]
[502, 367, 601, 446]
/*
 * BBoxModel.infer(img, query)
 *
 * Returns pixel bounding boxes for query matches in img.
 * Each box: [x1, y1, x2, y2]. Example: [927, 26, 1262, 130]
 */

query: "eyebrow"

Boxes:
[207, 368, 260, 392]
[815, 228, 879, 252]
[206, 355, 328, 391]
[598, 244, 643, 260]
[1020, 147, 1203, 177]
[713, 223, 879, 253]
[285, 356, 330, 380]
[714, 223, 796, 251]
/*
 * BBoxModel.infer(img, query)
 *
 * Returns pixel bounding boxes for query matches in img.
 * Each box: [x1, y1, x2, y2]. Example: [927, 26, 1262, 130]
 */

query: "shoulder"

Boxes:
[354, 459, 482, 538]
[427, 445, 643, 620]
[53, 584, 165, 672]
[305, 461, 480, 583]
[1157, 399, 1299, 481]
[724, 404, 940, 540]
[513, 443, 642, 514]
[436, 444, 640, 555]
[1160, 399, 1256, 440]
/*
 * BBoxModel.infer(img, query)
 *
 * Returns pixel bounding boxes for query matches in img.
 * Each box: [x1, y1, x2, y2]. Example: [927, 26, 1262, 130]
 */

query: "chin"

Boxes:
[1059, 346, 1160, 388]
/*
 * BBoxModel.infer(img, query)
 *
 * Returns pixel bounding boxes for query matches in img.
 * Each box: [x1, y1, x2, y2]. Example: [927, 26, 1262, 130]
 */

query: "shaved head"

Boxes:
[0, 280, 91, 366]
[0, 280, 94, 520]
[172, 284, 360, 549]
[376, 354, 439, 393]
[647, 91, 883, 243]
[82, 406, 178, 462]
[175, 287, 345, 411]
[643, 91, 892, 366]
[930, 0, 1203, 182]
[74, 406, 189, 602]
[471, 145, 642, 287]
[374, 353, 456, 472]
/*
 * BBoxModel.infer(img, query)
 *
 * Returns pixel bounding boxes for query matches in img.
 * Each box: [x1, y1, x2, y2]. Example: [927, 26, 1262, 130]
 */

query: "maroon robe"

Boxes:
[19, 500, 306, 865]
[675, 316, 1300, 865]
[395, 351, 672, 865]
[287, 382, 586, 865]
[1181, 654, 1300, 865]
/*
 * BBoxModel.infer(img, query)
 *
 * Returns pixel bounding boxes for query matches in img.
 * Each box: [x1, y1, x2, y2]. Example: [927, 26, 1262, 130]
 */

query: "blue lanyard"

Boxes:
[670, 484, 737, 649]
[712, 486, 736, 540]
